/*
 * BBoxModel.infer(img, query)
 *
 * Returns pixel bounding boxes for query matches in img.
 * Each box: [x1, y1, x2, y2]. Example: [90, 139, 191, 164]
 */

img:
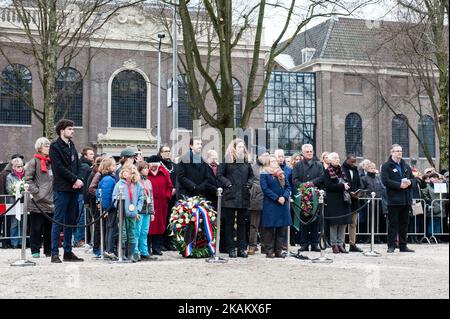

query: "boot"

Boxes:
[248, 247, 256, 255]
[331, 245, 340, 254]
[128, 243, 137, 263]
[121, 245, 128, 260]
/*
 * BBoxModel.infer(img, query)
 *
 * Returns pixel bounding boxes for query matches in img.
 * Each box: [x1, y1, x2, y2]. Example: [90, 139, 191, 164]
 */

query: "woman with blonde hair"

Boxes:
[217, 138, 255, 258]
[112, 164, 145, 262]
[96, 156, 117, 258]
[320, 152, 330, 170]
[260, 155, 292, 258]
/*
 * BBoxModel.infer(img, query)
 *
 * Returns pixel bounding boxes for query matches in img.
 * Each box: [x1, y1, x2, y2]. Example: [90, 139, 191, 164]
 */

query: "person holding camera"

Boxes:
[381, 144, 415, 253]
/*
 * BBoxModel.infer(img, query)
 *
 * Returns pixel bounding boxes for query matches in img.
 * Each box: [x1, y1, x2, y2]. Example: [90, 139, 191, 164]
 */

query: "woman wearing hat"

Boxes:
[147, 155, 174, 255]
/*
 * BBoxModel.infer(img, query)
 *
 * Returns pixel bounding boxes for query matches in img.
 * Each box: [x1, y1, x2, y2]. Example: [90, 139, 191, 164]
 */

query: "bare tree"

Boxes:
[0, 0, 145, 139]
[363, 0, 448, 170]
[157, 0, 373, 149]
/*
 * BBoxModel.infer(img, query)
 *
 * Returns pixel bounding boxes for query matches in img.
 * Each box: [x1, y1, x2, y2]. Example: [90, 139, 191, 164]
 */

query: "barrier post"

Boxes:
[11, 184, 35, 267]
[207, 188, 227, 263]
[83, 203, 91, 252]
[364, 192, 381, 257]
[114, 186, 130, 263]
[98, 189, 104, 260]
[312, 190, 333, 264]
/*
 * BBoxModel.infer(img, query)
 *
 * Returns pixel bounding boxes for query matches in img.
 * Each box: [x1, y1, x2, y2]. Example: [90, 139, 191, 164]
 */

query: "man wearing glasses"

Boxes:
[381, 144, 415, 253]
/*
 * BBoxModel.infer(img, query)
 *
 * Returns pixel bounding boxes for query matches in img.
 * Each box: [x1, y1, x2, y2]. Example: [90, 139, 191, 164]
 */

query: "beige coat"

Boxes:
[25, 157, 54, 213]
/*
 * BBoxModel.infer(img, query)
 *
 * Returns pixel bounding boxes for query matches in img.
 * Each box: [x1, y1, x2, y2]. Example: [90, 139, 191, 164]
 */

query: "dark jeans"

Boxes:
[105, 207, 118, 254]
[299, 219, 319, 247]
[30, 212, 52, 255]
[223, 208, 248, 251]
[387, 205, 410, 249]
[262, 227, 286, 254]
[51, 191, 80, 255]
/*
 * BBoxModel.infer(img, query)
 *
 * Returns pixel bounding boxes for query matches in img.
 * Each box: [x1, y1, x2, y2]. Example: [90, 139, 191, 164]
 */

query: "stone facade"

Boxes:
[277, 17, 439, 170]
[0, 5, 266, 162]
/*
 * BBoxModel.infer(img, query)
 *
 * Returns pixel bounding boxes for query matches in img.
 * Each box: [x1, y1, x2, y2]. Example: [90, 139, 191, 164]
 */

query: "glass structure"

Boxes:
[265, 71, 316, 155]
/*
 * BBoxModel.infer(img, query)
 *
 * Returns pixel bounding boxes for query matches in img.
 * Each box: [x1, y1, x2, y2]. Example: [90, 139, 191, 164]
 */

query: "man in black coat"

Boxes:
[381, 144, 415, 253]
[176, 138, 216, 203]
[292, 144, 324, 252]
[49, 119, 85, 263]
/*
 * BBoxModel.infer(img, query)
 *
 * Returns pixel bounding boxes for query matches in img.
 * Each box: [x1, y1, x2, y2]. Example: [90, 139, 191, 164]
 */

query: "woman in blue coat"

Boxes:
[260, 155, 292, 258]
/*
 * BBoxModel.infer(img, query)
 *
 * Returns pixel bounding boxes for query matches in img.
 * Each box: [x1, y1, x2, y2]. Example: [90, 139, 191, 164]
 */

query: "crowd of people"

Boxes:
[0, 119, 448, 262]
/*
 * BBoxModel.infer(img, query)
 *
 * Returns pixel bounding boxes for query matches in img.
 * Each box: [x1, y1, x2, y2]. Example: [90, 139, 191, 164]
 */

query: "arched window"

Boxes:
[392, 115, 410, 157]
[178, 74, 193, 130]
[0, 64, 32, 125]
[418, 115, 435, 158]
[111, 70, 147, 128]
[345, 113, 362, 157]
[55, 67, 82, 126]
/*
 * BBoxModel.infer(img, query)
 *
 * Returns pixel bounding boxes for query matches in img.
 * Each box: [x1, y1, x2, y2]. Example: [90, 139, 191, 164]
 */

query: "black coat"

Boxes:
[342, 161, 362, 210]
[292, 160, 324, 189]
[49, 137, 83, 193]
[361, 173, 388, 213]
[217, 162, 255, 209]
[176, 150, 216, 202]
[323, 167, 352, 225]
[381, 157, 413, 206]
[80, 156, 93, 201]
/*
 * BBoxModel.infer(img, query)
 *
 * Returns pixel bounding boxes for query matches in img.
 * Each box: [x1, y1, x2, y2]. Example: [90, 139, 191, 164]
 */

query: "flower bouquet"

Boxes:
[169, 196, 217, 258]
[10, 179, 25, 196]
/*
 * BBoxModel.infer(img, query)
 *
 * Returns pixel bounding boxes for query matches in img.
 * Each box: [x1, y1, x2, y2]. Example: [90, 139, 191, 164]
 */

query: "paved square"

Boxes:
[0, 244, 448, 299]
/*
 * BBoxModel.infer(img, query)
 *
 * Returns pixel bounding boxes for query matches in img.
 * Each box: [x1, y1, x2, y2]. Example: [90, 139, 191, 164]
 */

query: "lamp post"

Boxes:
[172, 3, 178, 145]
[157, 33, 165, 151]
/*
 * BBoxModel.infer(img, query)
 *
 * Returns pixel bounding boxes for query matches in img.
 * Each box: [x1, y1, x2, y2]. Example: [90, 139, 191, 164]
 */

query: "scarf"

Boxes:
[13, 169, 25, 181]
[34, 154, 51, 173]
[209, 162, 218, 176]
[327, 164, 348, 181]
[367, 172, 376, 178]
[272, 168, 286, 188]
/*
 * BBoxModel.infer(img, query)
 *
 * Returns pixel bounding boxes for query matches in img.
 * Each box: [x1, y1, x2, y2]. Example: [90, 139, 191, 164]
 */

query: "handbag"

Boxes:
[411, 201, 424, 216]
[343, 191, 352, 204]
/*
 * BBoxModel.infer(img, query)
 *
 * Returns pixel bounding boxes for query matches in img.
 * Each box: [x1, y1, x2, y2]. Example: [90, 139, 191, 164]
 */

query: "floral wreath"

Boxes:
[294, 182, 320, 217]
[169, 196, 217, 258]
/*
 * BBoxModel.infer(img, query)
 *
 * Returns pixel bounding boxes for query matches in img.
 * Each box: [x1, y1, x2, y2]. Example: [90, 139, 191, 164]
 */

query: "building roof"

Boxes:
[279, 17, 400, 67]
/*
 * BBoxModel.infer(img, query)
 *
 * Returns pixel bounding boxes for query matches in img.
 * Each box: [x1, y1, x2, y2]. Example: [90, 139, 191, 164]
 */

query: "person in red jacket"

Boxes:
[147, 155, 174, 255]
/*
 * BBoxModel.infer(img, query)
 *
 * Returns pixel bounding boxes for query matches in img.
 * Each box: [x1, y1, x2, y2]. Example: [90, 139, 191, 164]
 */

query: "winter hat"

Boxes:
[147, 155, 161, 163]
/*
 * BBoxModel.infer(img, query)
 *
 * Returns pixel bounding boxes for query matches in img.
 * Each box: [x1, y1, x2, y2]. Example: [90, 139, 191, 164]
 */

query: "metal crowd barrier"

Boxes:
[348, 197, 429, 243]
[428, 199, 449, 244]
[0, 194, 29, 244]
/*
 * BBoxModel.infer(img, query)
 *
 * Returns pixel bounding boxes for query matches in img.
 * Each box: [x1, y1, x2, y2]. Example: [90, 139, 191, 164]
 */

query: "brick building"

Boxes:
[275, 17, 439, 169]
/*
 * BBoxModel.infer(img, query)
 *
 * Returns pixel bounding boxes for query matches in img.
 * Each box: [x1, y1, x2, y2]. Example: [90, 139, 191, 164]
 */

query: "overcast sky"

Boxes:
[263, 0, 398, 45]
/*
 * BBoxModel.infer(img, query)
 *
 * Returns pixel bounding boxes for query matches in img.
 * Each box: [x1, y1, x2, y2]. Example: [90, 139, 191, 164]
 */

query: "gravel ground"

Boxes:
[0, 244, 448, 299]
